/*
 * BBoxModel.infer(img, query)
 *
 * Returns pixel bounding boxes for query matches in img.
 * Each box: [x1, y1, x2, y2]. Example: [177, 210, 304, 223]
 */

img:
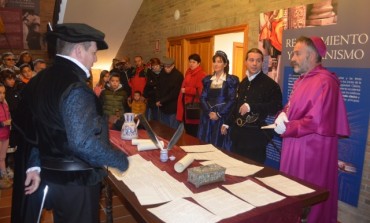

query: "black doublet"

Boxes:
[228, 72, 282, 163]
[233, 71, 282, 127]
[14, 57, 107, 185]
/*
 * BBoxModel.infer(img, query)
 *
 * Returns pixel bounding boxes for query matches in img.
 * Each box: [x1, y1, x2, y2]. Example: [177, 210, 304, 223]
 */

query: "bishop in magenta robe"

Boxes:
[279, 64, 350, 223]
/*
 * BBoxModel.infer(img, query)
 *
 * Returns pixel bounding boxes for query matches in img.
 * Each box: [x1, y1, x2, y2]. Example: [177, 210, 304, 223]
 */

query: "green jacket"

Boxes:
[100, 85, 128, 116]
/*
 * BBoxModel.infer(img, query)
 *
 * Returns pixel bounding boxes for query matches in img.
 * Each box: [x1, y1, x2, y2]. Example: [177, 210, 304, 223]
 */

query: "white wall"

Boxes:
[214, 32, 244, 74]
[62, 0, 143, 71]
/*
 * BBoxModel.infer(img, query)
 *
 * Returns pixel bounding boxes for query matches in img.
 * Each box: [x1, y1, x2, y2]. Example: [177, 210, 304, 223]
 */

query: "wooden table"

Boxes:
[105, 121, 329, 223]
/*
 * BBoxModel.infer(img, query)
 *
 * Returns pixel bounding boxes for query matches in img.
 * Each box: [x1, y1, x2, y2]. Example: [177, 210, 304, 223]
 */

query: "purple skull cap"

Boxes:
[310, 36, 326, 57]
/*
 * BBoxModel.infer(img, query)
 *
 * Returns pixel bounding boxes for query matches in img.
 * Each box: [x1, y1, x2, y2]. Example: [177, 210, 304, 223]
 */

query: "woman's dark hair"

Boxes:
[212, 50, 229, 74]
[18, 51, 30, 59]
[149, 58, 161, 66]
[109, 72, 121, 81]
[97, 70, 109, 86]
[16, 51, 33, 69]
[188, 54, 201, 63]
[19, 63, 32, 71]
[0, 69, 16, 83]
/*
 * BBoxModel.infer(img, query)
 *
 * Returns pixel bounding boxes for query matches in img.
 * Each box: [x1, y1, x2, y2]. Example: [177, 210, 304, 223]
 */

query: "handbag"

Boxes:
[185, 89, 201, 119]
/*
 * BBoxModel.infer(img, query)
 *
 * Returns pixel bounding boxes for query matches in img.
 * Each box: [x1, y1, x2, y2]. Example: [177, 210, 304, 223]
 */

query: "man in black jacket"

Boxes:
[156, 57, 183, 129]
[221, 48, 282, 163]
[11, 23, 129, 223]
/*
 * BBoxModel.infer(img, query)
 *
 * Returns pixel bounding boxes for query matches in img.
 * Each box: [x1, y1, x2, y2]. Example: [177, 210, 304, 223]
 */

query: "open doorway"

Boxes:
[214, 32, 244, 80]
[167, 25, 248, 80]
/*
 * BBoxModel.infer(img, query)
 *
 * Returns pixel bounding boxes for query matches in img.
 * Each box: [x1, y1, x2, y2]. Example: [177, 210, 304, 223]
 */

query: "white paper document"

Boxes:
[132, 139, 164, 151]
[261, 123, 276, 129]
[180, 144, 219, 153]
[199, 155, 264, 177]
[148, 198, 222, 223]
[174, 154, 195, 173]
[137, 141, 164, 151]
[224, 166, 263, 177]
[191, 188, 255, 219]
[111, 154, 193, 205]
[133, 173, 192, 205]
[223, 180, 285, 207]
[109, 154, 148, 180]
[190, 151, 226, 161]
[256, 174, 315, 196]
[177, 148, 263, 177]
[131, 139, 152, 145]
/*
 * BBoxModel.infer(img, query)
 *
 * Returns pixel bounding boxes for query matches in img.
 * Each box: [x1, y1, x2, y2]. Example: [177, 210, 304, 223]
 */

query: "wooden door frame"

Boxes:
[188, 36, 214, 74]
[233, 42, 244, 80]
[167, 24, 249, 75]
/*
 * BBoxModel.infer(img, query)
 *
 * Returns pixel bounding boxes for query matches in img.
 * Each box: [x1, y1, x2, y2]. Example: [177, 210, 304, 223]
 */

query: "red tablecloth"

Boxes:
[109, 129, 302, 223]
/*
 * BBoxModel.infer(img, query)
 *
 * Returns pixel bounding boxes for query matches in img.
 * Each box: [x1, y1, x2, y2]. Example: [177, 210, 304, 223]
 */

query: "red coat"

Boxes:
[129, 66, 147, 97]
[176, 66, 206, 124]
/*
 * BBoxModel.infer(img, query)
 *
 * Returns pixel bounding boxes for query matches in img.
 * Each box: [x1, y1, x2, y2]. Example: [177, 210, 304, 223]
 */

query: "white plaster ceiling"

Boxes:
[58, 0, 143, 70]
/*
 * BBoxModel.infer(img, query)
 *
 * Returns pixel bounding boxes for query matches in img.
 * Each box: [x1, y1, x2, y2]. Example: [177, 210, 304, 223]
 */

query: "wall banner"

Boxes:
[261, 0, 370, 207]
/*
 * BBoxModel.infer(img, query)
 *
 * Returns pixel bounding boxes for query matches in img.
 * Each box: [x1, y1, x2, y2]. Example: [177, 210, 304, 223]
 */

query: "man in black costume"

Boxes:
[11, 23, 129, 223]
[221, 48, 282, 163]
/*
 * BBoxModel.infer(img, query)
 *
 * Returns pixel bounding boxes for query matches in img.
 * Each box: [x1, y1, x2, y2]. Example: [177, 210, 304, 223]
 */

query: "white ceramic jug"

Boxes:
[121, 113, 140, 140]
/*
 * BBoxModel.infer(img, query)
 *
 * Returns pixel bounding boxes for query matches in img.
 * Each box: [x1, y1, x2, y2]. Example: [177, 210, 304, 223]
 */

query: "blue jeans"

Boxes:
[146, 107, 159, 121]
[159, 112, 179, 129]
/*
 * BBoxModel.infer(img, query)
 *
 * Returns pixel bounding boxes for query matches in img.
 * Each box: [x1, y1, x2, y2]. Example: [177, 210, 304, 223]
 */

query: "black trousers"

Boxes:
[44, 181, 101, 223]
[184, 123, 199, 137]
[231, 125, 272, 164]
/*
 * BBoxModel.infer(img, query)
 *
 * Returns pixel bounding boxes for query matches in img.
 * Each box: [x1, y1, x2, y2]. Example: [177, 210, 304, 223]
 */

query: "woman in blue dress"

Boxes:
[197, 51, 239, 150]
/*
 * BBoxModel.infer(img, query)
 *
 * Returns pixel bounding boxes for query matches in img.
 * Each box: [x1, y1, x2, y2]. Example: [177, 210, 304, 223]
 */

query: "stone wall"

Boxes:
[117, 0, 318, 61]
[117, 0, 370, 222]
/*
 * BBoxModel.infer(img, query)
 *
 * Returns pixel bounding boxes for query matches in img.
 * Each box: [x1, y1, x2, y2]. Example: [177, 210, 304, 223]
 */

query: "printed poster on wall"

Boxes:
[260, 0, 370, 207]
[0, 0, 41, 50]
[0, 8, 23, 49]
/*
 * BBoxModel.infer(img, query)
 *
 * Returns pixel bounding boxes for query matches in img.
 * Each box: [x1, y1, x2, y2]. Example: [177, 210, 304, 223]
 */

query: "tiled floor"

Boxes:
[0, 185, 139, 223]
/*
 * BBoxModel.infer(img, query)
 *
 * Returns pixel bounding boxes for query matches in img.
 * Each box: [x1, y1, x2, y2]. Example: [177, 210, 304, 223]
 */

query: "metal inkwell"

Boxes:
[188, 164, 226, 188]
[137, 114, 184, 162]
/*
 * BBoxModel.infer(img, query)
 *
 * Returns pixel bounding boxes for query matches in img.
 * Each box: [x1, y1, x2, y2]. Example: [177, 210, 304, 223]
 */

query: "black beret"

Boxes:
[47, 23, 108, 50]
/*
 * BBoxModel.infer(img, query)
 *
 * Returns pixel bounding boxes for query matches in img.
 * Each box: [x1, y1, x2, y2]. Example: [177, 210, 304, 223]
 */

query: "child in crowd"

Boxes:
[128, 91, 146, 115]
[16, 51, 34, 70]
[0, 83, 12, 189]
[32, 58, 47, 76]
[19, 63, 33, 84]
[93, 70, 110, 97]
[1, 69, 24, 113]
[1, 69, 24, 180]
[99, 72, 128, 117]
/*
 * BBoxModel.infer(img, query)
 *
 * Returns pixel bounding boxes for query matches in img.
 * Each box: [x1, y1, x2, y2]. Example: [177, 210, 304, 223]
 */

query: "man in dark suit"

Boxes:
[222, 48, 282, 163]
[156, 57, 184, 129]
[11, 23, 129, 223]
